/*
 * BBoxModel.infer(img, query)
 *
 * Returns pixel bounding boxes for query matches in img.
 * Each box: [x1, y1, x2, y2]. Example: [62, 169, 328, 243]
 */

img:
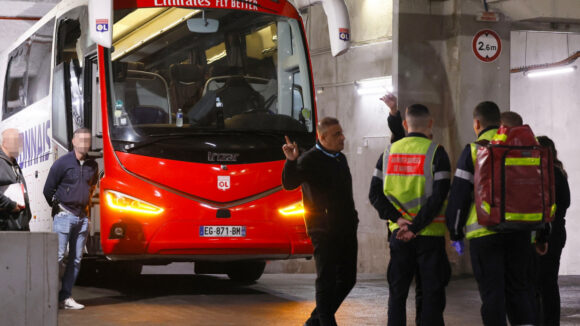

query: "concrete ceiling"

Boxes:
[0, 0, 57, 53]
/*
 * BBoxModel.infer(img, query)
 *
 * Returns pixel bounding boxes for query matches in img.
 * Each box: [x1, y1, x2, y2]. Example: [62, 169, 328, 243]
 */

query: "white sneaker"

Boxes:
[63, 297, 85, 310]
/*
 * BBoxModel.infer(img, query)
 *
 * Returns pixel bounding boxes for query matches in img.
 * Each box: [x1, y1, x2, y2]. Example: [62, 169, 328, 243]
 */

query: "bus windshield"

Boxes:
[108, 8, 314, 145]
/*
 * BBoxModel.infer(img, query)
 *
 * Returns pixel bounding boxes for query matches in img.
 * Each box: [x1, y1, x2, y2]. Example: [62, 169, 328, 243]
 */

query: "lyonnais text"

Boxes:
[18, 121, 51, 169]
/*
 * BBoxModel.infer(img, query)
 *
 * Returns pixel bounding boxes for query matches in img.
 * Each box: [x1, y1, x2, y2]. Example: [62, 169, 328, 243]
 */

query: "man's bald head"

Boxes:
[1, 128, 21, 159]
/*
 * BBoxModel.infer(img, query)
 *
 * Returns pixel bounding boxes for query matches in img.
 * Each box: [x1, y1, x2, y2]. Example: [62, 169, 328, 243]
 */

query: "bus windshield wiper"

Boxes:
[124, 132, 213, 152]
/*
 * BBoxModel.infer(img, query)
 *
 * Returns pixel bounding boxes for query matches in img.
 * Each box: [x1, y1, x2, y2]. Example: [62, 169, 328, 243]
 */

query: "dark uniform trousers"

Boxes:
[307, 231, 358, 326]
[536, 228, 566, 325]
[387, 232, 450, 326]
[470, 231, 536, 326]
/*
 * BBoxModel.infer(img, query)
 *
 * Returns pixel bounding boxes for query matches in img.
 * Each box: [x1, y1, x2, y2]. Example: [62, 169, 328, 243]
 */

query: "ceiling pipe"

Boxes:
[511, 51, 580, 74]
[0, 16, 41, 21]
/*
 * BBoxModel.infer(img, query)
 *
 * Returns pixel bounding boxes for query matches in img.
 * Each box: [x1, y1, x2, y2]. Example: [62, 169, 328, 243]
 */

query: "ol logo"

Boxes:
[217, 176, 230, 191]
[339, 28, 350, 41]
[96, 19, 109, 32]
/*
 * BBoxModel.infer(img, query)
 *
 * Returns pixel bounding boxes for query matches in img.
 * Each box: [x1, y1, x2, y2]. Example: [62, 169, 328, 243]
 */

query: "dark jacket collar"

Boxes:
[407, 132, 429, 139]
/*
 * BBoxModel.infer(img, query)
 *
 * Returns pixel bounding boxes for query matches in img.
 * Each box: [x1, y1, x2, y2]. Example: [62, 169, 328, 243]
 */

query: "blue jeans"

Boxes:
[53, 212, 88, 302]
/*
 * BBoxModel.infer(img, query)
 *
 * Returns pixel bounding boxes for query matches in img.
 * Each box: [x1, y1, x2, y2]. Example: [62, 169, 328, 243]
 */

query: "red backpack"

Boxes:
[474, 125, 555, 232]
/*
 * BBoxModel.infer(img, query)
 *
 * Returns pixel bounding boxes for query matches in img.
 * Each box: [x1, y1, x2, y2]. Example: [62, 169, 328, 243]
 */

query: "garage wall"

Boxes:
[511, 31, 580, 275]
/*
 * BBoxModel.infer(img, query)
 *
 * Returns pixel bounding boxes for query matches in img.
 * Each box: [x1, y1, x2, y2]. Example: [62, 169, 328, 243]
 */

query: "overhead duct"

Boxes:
[293, 0, 351, 56]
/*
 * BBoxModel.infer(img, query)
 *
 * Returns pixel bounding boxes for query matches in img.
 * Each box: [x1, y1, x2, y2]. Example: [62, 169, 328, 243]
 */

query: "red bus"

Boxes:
[1, 0, 350, 282]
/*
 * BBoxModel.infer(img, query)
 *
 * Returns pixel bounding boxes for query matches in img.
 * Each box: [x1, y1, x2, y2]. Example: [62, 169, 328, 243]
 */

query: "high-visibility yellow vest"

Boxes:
[383, 136, 447, 237]
[465, 128, 498, 239]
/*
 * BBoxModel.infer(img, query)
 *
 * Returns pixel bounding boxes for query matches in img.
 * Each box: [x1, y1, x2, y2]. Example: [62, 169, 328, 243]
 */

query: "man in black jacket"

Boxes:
[43, 128, 98, 310]
[282, 117, 358, 326]
[0, 128, 31, 231]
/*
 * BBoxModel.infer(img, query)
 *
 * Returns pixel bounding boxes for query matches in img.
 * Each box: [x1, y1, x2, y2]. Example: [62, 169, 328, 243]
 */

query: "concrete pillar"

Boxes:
[0, 232, 58, 326]
[394, 0, 512, 274]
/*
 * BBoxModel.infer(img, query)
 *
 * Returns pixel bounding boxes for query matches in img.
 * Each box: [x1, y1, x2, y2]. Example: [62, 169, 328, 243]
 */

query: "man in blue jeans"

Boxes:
[43, 128, 98, 310]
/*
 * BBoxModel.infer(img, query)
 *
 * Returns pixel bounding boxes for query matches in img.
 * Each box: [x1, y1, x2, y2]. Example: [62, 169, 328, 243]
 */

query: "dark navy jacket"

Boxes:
[282, 142, 358, 236]
[43, 151, 98, 217]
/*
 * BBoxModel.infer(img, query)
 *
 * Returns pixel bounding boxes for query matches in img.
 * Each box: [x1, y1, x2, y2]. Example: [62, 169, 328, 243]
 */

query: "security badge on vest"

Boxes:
[383, 137, 446, 237]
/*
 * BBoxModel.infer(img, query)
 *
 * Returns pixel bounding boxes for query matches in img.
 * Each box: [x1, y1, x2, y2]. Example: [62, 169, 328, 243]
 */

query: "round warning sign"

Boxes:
[472, 29, 502, 62]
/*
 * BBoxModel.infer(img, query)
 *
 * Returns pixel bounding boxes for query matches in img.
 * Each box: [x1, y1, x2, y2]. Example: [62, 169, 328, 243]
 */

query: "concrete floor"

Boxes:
[57, 264, 580, 326]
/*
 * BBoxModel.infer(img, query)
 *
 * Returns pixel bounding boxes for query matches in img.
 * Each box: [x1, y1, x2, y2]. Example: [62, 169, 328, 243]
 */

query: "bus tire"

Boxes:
[226, 261, 266, 282]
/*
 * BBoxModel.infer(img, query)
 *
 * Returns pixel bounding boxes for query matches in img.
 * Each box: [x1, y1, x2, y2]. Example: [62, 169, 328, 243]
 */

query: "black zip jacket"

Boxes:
[43, 151, 98, 217]
[0, 150, 31, 230]
[282, 142, 358, 236]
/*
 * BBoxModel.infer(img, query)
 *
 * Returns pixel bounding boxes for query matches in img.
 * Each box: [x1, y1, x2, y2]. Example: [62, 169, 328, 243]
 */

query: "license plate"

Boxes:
[199, 226, 246, 237]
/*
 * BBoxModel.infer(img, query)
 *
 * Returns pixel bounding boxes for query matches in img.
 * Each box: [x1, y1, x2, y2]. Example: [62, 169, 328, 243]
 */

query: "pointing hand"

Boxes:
[282, 135, 299, 161]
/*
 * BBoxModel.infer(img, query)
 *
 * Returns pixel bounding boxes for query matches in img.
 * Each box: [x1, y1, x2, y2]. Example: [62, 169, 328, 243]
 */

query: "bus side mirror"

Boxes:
[187, 18, 219, 33]
[88, 0, 113, 48]
[294, 0, 351, 57]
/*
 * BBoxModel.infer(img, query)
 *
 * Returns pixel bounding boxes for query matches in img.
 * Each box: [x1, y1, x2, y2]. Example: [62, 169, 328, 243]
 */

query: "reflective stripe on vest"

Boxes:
[465, 128, 498, 240]
[383, 137, 447, 237]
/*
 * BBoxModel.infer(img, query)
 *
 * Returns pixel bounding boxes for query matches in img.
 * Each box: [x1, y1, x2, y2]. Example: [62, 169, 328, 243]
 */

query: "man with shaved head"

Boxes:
[282, 117, 358, 326]
[382, 104, 452, 325]
[0, 128, 31, 231]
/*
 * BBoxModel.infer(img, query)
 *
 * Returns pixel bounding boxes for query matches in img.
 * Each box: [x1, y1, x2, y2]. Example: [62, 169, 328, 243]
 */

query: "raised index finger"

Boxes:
[284, 135, 292, 145]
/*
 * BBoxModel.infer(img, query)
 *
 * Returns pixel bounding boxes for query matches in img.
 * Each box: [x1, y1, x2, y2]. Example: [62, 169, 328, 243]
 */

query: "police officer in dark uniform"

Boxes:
[282, 117, 358, 326]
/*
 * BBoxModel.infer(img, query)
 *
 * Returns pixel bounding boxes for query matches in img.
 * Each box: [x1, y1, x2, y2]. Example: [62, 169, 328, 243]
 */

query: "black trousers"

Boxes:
[536, 228, 566, 325]
[470, 232, 536, 326]
[387, 233, 450, 326]
[306, 231, 358, 326]
[389, 228, 423, 326]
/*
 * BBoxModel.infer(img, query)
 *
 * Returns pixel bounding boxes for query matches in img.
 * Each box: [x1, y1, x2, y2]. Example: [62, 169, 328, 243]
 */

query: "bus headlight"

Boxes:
[104, 190, 164, 215]
[278, 202, 305, 217]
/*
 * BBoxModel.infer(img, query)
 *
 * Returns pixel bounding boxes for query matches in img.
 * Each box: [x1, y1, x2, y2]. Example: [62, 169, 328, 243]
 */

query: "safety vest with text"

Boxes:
[383, 137, 447, 236]
[465, 128, 499, 239]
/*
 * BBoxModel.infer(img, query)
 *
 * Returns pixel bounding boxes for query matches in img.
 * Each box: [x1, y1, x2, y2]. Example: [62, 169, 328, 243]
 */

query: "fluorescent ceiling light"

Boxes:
[526, 66, 576, 78]
[356, 76, 393, 96]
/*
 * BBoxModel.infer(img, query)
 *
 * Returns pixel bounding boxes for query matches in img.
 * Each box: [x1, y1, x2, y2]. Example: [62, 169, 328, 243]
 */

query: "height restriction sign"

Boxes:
[472, 29, 502, 62]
